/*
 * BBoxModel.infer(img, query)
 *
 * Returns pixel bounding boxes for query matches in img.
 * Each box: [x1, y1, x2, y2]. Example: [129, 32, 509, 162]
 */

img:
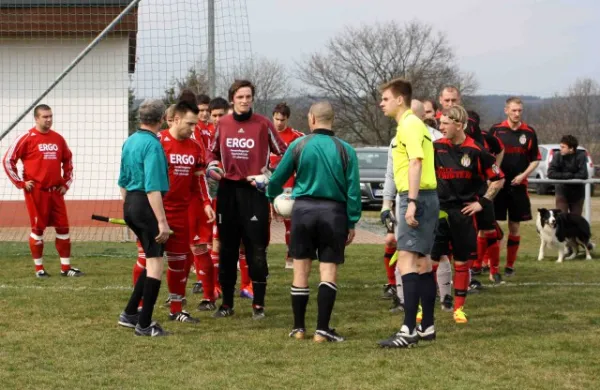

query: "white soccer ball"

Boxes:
[274, 193, 295, 218]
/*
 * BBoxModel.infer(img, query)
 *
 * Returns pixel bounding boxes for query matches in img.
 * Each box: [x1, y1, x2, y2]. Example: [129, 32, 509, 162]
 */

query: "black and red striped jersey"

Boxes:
[482, 131, 504, 156]
[489, 120, 540, 184]
[434, 136, 504, 208]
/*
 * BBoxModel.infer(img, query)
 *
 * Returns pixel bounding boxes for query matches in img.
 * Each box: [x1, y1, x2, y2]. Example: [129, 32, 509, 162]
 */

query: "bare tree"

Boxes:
[231, 56, 291, 115]
[531, 78, 600, 159]
[296, 20, 478, 145]
[164, 66, 210, 104]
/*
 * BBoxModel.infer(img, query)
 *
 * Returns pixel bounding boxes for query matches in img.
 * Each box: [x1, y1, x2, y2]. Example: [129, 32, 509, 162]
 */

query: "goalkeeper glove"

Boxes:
[380, 208, 396, 233]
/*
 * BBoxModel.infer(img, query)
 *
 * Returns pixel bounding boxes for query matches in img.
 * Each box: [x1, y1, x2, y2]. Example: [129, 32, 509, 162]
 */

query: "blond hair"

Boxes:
[441, 105, 469, 130]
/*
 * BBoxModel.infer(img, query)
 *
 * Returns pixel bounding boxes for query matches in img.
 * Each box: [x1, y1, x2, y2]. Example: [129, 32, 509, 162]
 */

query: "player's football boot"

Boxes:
[197, 299, 217, 311]
[468, 278, 482, 293]
[36, 270, 50, 278]
[416, 324, 436, 341]
[378, 325, 418, 348]
[441, 294, 453, 312]
[381, 284, 396, 299]
[389, 294, 404, 313]
[416, 304, 423, 322]
[453, 307, 468, 324]
[504, 267, 515, 277]
[314, 328, 345, 343]
[289, 328, 306, 340]
[470, 267, 482, 276]
[169, 311, 200, 323]
[252, 306, 266, 320]
[60, 268, 83, 277]
[240, 284, 254, 299]
[489, 273, 504, 285]
[481, 264, 490, 274]
[212, 305, 234, 318]
[118, 311, 139, 329]
[135, 321, 169, 337]
[192, 281, 203, 294]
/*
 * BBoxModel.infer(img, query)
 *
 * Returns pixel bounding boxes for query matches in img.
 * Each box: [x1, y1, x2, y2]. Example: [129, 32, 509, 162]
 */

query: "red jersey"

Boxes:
[269, 127, 304, 188]
[3, 127, 73, 190]
[158, 130, 210, 212]
[208, 113, 287, 181]
[192, 121, 213, 150]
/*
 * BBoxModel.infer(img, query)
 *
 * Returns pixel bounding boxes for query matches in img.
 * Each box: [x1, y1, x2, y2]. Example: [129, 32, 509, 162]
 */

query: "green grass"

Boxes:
[1, 225, 600, 390]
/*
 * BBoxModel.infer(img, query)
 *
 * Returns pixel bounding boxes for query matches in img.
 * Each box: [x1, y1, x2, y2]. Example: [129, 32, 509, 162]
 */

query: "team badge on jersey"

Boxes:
[519, 134, 527, 145]
[461, 154, 471, 168]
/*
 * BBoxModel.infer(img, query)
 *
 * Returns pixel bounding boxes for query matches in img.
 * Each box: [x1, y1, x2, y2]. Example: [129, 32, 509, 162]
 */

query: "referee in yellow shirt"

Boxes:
[377, 78, 439, 349]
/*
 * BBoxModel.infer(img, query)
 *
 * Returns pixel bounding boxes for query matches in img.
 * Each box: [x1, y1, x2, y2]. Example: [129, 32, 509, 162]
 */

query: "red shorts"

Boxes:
[166, 209, 190, 253]
[24, 187, 69, 233]
[188, 197, 212, 245]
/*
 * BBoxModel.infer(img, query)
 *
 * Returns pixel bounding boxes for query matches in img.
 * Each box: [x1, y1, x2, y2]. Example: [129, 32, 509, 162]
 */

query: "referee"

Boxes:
[117, 99, 170, 337]
[377, 78, 439, 349]
[267, 101, 362, 343]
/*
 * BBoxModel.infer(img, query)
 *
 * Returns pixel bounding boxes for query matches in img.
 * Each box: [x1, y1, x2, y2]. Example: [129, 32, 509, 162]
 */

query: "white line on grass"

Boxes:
[2, 281, 600, 293]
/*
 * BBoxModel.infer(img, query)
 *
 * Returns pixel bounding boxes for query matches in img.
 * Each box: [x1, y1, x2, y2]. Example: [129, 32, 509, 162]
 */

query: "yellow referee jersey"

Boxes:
[392, 110, 437, 193]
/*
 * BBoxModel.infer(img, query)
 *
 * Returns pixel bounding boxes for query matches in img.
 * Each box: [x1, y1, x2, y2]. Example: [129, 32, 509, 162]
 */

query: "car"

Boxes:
[356, 146, 388, 208]
[528, 144, 595, 195]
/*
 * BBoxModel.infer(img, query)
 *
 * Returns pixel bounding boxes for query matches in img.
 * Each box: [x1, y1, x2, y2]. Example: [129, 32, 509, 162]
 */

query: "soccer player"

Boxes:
[489, 97, 540, 276]
[207, 79, 287, 319]
[269, 102, 305, 269]
[3, 104, 82, 278]
[117, 99, 171, 337]
[432, 105, 505, 324]
[377, 78, 439, 349]
[196, 96, 231, 311]
[267, 101, 361, 342]
[422, 99, 437, 121]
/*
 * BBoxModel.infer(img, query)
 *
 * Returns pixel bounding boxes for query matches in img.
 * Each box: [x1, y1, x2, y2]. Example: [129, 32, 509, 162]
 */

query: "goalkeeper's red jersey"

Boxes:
[158, 130, 210, 212]
[269, 127, 304, 188]
[3, 127, 73, 190]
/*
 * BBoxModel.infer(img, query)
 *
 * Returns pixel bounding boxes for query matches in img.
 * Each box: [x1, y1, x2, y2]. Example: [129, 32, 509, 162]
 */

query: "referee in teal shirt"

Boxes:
[267, 101, 361, 343]
[117, 99, 170, 337]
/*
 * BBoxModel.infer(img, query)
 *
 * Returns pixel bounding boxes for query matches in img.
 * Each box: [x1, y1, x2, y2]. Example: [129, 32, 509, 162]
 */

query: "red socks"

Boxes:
[475, 236, 487, 270]
[239, 249, 251, 288]
[284, 219, 292, 259]
[29, 232, 44, 271]
[197, 250, 215, 301]
[486, 231, 500, 275]
[506, 235, 520, 269]
[383, 245, 396, 285]
[453, 262, 469, 310]
[55, 229, 71, 272]
[166, 252, 187, 314]
[211, 248, 221, 293]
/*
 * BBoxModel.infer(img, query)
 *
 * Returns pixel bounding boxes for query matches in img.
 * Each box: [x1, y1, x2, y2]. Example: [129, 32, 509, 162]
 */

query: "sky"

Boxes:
[246, 0, 600, 98]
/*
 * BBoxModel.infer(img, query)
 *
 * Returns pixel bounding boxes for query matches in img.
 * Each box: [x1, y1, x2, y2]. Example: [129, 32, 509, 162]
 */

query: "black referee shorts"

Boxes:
[290, 197, 348, 264]
[124, 191, 164, 258]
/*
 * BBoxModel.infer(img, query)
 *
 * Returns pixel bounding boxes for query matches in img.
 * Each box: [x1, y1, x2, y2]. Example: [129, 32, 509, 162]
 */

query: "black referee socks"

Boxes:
[124, 269, 146, 316]
[291, 285, 310, 329]
[139, 277, 161, 329]
[418, 271, 436, 329]
[317, 282, 337, 331]
[401, 272, 420, 332]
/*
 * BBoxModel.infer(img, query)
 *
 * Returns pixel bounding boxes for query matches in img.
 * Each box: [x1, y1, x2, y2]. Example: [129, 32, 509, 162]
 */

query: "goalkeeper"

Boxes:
[206, 80, 287, 320]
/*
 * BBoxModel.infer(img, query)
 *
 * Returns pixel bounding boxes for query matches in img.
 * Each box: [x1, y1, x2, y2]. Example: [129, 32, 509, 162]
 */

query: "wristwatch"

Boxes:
[407, 198, 418, 205]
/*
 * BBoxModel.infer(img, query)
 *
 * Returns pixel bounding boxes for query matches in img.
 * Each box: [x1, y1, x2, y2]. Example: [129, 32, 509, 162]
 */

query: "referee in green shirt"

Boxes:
[117, 99, 170, 337]
[267, 101, 362, 343]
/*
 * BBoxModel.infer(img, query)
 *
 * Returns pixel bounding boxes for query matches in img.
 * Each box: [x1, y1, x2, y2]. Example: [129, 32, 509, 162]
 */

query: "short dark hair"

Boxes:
[197, 94, 210, 105]
[208, 97, 230, 113]
[34, 104, 52, 117]
[560, 135, 578, 150]
[173, 101, 200, 117]
[228, 79, 255, 102]
[379, 78, 412, 105]
[178, 89, 198, 107]
[423, 99, 438, 112]
[272, 102, 291, 118]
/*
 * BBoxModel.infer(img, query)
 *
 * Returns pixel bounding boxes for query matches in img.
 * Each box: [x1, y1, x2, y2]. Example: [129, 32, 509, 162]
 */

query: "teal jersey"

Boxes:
[118, 129, 169, 195]
[267, 129, 362, 229]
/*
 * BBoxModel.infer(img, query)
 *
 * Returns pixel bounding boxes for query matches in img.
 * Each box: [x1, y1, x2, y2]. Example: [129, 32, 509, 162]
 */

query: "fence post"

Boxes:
[585, 183, 591, 223]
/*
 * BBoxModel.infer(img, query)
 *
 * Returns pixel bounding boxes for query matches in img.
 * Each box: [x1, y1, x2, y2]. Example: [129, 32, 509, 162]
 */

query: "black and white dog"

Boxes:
[536, 208, 594, 263]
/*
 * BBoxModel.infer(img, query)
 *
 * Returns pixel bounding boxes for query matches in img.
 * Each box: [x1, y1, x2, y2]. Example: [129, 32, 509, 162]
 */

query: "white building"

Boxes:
[0, 0, 137, 232]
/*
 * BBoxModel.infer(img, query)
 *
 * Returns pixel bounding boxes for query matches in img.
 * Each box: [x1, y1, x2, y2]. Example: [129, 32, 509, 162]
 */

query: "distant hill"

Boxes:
[466, 95, 544, 128]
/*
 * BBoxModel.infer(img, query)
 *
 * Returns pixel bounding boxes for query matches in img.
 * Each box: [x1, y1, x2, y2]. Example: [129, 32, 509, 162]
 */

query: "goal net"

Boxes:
[0, 0, 252, 242]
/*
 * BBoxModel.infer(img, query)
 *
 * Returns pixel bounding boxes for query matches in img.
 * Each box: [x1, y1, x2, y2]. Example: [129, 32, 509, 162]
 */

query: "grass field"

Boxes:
[1, 222, 600, 390]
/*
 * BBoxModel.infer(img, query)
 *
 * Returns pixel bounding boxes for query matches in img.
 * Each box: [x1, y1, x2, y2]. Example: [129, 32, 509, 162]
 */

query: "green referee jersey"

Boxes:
[118, 129, 169, 195]
[267, 129, 362, 229]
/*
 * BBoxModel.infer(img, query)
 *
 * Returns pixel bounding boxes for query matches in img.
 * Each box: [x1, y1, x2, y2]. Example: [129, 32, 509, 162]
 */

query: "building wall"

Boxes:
[0, 37, 129, 202]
